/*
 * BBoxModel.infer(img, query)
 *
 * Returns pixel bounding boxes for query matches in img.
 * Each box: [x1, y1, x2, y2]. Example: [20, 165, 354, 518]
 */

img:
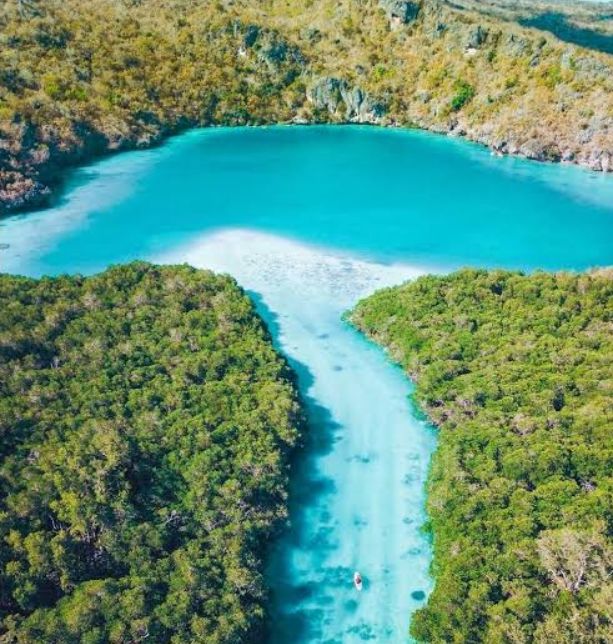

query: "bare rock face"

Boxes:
[583, 150, 612, 172]
[307, 77, 345, 114]
[503, 33, 532, 57]
[379, 0, 421, 25]
[241, 24, 305, 68]
[466, 25, 488, 49]
[341, 85, 386, 121]
[307, 77, 386, 122]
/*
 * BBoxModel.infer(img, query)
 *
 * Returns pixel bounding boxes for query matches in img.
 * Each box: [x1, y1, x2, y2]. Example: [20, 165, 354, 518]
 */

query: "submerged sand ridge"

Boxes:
[156, 230, 437, 642]
[2, 124, 612, 641]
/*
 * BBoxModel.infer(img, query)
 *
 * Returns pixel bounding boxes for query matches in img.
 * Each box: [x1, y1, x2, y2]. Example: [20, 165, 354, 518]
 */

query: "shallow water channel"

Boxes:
[2, 125, 611, 642]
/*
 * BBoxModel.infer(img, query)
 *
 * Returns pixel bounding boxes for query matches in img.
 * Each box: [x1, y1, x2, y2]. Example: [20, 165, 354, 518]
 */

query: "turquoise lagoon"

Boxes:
[2, 126, 612, 642]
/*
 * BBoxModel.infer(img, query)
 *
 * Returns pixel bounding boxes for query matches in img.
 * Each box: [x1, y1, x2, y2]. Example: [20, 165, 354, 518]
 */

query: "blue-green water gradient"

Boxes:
[1, 126, 611, 642]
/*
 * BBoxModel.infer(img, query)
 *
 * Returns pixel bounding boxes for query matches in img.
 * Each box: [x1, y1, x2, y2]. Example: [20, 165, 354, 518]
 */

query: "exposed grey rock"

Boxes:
[466, 25, 488, 49]
[573, 56, 611, 81]
[379, 0, 420, 25]
[242, 25, 305, 68]
[518, 139, 547, 161]
[492, 138, 508, 154]
[307, 77, 345, 114]
[583, 150, 611, 172]
[307, 77, 386, 122]
[258, 36, 304, 67]
[341, 86, 366, 116]
[355, 95, 387, 122]
[503, 33, 531, 57]
[340, 85, 386, 121]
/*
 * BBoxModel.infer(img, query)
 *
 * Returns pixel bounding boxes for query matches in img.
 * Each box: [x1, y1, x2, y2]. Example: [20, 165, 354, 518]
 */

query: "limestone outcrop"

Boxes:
[379, 0, 421, 25]
[307, 77, 386, 122]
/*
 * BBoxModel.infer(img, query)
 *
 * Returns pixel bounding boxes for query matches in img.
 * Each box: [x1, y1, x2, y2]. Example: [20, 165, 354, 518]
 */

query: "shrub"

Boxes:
[450, 79, 476, 111]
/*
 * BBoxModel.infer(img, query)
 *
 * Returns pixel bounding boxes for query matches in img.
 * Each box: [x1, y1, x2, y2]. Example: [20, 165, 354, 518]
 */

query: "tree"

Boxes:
[537, 524, 611, 594]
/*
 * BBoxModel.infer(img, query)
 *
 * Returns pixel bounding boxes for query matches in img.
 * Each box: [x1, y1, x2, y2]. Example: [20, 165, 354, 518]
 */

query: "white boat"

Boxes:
[353, 571, 363, 591]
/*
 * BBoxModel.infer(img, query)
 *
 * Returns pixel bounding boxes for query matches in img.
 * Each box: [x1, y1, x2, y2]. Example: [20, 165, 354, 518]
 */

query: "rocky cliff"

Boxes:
[0, 0, 611, 215]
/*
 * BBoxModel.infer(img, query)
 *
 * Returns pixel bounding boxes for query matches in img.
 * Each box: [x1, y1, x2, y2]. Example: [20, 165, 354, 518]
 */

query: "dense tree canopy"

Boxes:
[0, 262, 303, 643]
[350, 269, 612, 643]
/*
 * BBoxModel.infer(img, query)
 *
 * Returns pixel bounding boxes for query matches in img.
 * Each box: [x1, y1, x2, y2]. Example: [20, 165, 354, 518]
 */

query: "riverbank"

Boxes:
[4, 115, 611, 216]
[1, 0, 611, 215]
[349, 268, 613, 642]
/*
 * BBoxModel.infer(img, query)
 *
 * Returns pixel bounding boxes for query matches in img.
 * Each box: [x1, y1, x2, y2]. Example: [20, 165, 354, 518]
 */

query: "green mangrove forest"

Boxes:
[350, 268, 612, 643]
[0, 262, 302, 643]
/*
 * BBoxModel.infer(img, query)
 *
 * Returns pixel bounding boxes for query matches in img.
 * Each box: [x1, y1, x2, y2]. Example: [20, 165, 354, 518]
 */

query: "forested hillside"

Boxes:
[350, 269, 612, 643]
[0, 263, 302, 642]
[1, 0, 611, 213]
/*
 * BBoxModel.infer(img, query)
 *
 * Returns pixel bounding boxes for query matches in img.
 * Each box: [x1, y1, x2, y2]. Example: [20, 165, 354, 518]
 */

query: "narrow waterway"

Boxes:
[157, 231, 436, 641]
[1, 126, 611, 642]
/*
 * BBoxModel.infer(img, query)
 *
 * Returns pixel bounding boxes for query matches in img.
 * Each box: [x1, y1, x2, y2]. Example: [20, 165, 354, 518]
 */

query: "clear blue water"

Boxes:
[1, 125, 612, 642]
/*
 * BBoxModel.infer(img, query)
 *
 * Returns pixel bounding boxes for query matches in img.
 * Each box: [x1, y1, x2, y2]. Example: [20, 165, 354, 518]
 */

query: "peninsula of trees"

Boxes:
[1, 0, 612, 213]
[350, 268, 612, 643]
[0, 263, 303, 642]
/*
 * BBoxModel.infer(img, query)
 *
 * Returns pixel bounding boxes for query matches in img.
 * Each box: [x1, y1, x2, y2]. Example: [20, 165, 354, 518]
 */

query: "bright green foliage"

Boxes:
[0, 263, 302, 642]
[450, 79, 475, 111]
[350, 269, 613, 643]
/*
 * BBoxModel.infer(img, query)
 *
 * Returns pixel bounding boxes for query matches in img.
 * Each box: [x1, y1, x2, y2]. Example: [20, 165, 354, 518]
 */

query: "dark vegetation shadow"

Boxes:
[247, 291, 343, 644]
[443, 0, 613, 55]
[519, 12, 613, 54]
[13, 123, 195, 218]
